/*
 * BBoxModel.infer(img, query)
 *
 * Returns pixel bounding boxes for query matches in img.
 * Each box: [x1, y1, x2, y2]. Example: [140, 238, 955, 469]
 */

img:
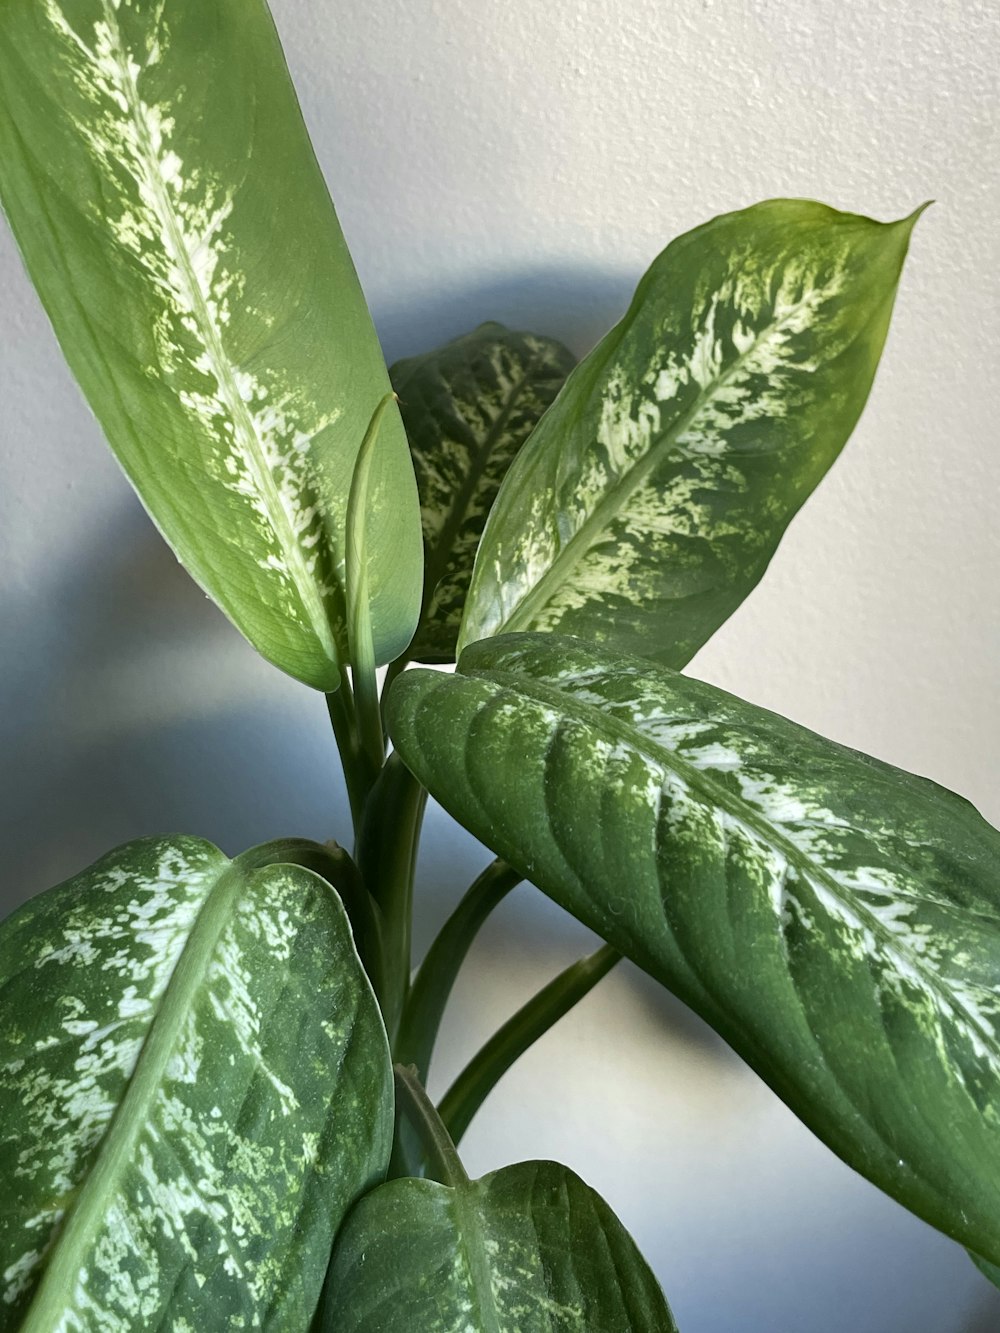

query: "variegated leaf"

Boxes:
[321, 1160, 678, 1331]
[387, 635, 1000, 1265]
[459, 201, 921, 667]
[391, 322, 576, 662]
[0, 835, 392, 1329]
[0, 0, 422, 690]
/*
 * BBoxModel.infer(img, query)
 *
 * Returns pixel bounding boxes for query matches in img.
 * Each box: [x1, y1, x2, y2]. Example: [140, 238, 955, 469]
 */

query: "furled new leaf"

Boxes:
[322, 1159, 678, 1331]
[459, 201, 921, 667]
[388, 635, 1000, 1264]
[0, 0, 422, 690]
[0, 835, 392, 1329]
[392, 322, 576, 662]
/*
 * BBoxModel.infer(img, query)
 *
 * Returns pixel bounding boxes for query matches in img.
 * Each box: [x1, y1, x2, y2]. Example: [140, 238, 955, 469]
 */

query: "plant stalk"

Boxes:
[356, 752, 427, 1044]
[393, 1063, 468, 1188]
[396, 859, 522, 1083]
[438, 943, 621, 1147]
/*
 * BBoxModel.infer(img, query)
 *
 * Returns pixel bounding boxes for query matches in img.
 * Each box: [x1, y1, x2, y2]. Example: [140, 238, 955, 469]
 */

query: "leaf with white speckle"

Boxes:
[0, 835, 392, 1330]
[321, 1160, 678, 1331]
[388, 634, 1000, 1265]
[392, 322, 576, 662]
[459, 201, 921, 667]
[0, 0, 422, 689]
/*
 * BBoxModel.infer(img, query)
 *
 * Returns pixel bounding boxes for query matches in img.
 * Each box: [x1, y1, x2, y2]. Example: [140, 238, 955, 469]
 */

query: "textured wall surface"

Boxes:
[2, 0, 999, 1329]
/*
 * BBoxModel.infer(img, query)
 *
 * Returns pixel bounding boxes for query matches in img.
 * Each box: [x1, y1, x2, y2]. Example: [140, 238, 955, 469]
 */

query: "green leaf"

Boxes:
[387, 635, 1000, 1265]
[970, 1251, 1000, 1292]
[392, 322, 576, 662]
[0, 0, 422, 690]
[458, 201, 922, 667]
[321, 1160, 678, 1331]
[0, 835, 392, 1329]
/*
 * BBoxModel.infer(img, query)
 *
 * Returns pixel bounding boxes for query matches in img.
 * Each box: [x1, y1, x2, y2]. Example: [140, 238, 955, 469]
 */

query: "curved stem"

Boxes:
[396, 860, 522, 1083]
[439, 943, 621, 1147]
[356, 753, 427, 1043]
[326, 680, 376, 837]
[393, 1063, 468, 1188]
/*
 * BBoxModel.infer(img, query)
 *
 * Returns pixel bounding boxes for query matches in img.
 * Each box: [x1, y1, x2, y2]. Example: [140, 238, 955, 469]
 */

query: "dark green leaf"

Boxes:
[459, 201, 922, 667]
[392, 322, 576, 662]
[388, 634, 1000, 1265]
[970, 1252, 1000, 1291]
[0, 835, 392, 1329]
[0, 0, 422, 689]
[322, 1159, 678, 1331]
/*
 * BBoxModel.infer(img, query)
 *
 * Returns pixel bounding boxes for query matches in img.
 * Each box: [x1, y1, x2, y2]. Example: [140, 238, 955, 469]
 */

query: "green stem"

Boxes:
[325, 680, 375, 837]
[393, 1063, 468, 1188]
[438, 943, 621, 1147]
[396, 860, 522, 1083]
[356, 752, 427, 1044]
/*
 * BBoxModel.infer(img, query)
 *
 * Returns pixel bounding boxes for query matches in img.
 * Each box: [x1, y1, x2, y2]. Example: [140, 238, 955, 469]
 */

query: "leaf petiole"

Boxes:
[396, 859, 522, 1083]
[439, 943, 620, 1147]
[393, 1063, 469, 1188]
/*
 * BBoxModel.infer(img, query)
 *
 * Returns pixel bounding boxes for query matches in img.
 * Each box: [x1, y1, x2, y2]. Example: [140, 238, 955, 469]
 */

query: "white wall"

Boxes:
[2, 0, 999, 1329]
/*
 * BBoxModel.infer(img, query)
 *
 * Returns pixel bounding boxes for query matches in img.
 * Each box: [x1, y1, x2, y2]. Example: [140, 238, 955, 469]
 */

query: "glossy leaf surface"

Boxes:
[0, 836, 392, 1329]
[392, 322, 576, 662]
[322, 1159, 677, 1331]
[0, 0, 422, 689]
[388, 635, 1000, 1263]
[459, 201, 920, 667]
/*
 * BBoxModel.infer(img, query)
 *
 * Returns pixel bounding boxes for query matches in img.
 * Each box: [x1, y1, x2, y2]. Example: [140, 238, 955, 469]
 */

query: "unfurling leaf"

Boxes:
[322, 1159, 678, 1331]
[392, 322, 576, 662]
[0, 0, 422, 690]
[459, 201, 922, 667]
[388, 634, 1000, 1265]
[0, 836, 392, 1329]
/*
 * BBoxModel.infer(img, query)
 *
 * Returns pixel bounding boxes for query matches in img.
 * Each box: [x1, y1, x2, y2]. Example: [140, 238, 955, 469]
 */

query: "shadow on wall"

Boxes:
[2, 262, 633, 916]
[375, 262, 635, 367]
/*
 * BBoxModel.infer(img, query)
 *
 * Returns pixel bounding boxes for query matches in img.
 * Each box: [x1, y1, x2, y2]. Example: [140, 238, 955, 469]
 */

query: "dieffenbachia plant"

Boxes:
[0, 0, 994, 1328]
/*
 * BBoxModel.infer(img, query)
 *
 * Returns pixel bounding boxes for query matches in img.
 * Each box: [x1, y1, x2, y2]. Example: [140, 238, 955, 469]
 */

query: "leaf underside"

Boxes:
[388, 634, 1000, 1265]
[0, 0, 422, 689]
[392, 321, 576, 663]
[322, 1159, 678, 1331]
[0, 835, 392, 1330]
[459, 200, 921, 669]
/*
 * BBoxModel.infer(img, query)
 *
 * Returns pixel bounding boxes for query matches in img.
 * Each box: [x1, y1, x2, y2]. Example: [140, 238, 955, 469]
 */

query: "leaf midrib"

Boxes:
[101, 1, 338, 666]
[451, 1184, 504, 1333]
[476, 666, 999, 1061]
[500, 289, 823, 634]
[421, 346, 547, 617]
[20, 859, 246, 1330]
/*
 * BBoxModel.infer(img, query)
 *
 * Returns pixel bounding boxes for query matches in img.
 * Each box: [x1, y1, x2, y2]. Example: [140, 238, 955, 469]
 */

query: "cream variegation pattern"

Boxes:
[0, 0, 422, 688]
[392, 323, 576, 662]
[387, 635, 1000, 1266]
[0, 836, 392, 1330]
[460, 201, 922, 668]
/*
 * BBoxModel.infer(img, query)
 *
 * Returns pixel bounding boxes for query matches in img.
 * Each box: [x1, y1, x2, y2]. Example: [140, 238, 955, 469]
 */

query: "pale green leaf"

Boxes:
[392, 322, 576, 662]
[387, 635, 1000, 1265]
[0, 0, 422, 689]
[459, 201, 921, 667]
[0, 835, 392, 1329]
[321, 1159, 678, 1331]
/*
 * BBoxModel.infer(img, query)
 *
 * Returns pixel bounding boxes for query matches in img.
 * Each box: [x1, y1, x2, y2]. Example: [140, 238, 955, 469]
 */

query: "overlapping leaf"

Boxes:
[0, 835, 392, 1329]
[0, 0, 422, 689]
[388, 635, 1000, 1264]
[392, 322, 576, 661]
[322, 1159, 678, 1331]
[459, 201, 921, 667]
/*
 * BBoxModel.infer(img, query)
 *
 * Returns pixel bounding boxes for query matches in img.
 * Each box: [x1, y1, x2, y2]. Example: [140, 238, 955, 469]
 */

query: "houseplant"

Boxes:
[1, 0, 998, 1328]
